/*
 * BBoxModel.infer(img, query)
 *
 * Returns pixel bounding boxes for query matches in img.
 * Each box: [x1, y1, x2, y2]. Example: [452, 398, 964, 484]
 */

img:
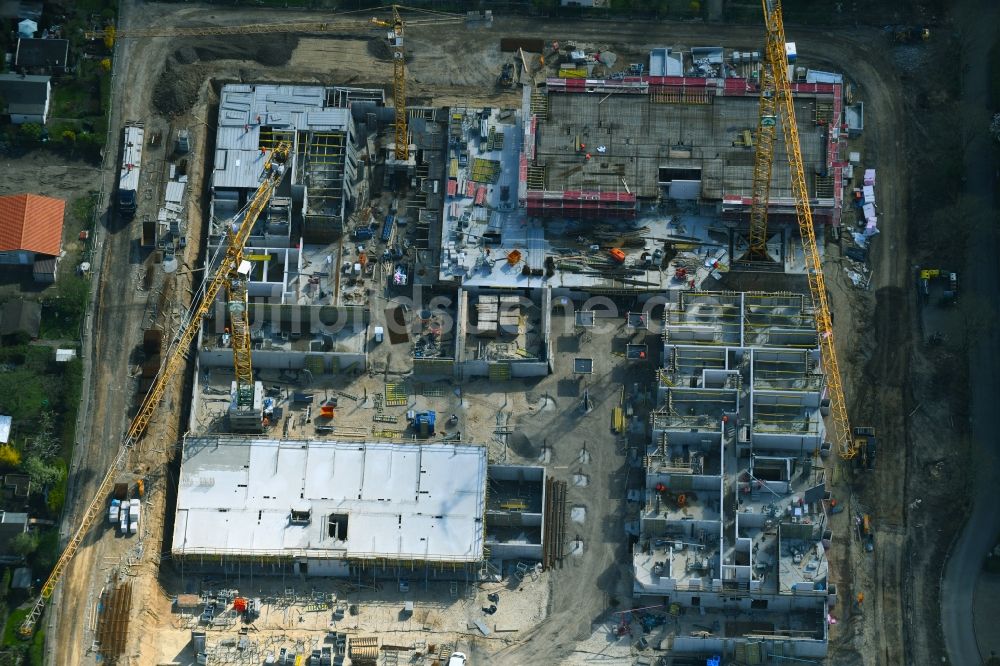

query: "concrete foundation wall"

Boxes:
[306, 558, 351, 577]
[671, 635, 828, 659]
[656, 429, 722, 448]
[489, 465, 545, 482]
[198, 349, 366, 372]
[749, 432, 821, 454]
[488, 543, 543, 562]
[510, 361, 549, 377]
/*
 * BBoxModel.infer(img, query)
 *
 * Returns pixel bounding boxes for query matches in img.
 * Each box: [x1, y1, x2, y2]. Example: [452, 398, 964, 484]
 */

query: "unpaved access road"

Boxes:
[44, 5, 930, 665]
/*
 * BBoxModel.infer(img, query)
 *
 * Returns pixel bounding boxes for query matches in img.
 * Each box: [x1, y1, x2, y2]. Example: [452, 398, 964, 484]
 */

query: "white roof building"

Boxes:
[172, 437, 488, 564]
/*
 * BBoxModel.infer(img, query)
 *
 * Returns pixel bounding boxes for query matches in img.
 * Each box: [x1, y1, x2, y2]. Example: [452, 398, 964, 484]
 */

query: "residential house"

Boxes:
[0, 73, 51, 124]
[0, 193, 65, 282]
[0, 511, 29, 564]
[15, 38, 70, 74]
[0, 300, 41, 339]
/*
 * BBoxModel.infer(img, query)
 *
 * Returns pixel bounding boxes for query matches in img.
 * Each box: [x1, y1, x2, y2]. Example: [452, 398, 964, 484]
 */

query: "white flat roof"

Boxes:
[172, 438, 487, 562]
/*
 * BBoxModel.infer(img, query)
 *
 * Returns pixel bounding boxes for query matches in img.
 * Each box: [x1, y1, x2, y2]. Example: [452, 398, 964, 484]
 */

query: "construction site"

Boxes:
[16, 2, 972, 666]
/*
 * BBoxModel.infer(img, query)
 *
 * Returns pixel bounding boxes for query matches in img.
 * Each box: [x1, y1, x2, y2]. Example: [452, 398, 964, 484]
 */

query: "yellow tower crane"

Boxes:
[369, 5, 465, 162]
[370, 6, 409, 161]
[18, 143, 291, 638]
[87, 5, 466, 166]
[750, 0, 859, 460]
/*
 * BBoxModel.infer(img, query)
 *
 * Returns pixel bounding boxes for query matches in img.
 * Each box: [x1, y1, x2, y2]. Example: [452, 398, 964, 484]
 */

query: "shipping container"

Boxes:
[141, 218, 157, 248]
[109, 499, 121, 524]
[381, 215, 395, 243]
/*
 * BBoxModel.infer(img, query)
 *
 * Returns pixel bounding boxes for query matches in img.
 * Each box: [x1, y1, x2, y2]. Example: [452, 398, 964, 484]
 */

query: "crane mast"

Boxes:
[747, 23, 780, 261]
[18, 143, 290, 638]
[755, 0, 855, 458]
[227, 246, 254, 409]
[371, 6, 409, 161]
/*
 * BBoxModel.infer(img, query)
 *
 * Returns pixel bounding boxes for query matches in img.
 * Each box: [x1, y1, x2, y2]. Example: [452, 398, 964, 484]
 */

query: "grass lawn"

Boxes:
[1, 605, 45, 665]
[49, 81, 101, 120]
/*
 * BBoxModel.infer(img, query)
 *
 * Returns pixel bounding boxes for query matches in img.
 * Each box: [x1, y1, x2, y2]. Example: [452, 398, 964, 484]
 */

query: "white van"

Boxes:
[374, 326, 384, 343]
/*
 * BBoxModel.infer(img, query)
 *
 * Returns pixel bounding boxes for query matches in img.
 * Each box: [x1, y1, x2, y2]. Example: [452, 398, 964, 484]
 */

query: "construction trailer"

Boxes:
[118, 121, 144, 219]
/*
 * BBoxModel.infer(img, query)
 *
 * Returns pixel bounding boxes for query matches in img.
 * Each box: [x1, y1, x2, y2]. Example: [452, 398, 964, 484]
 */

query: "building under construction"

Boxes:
[172, 437, 489, 581]
[438, 47, 846, 291]
[209, 83, 385, 243]
[633, 290, 833, 659]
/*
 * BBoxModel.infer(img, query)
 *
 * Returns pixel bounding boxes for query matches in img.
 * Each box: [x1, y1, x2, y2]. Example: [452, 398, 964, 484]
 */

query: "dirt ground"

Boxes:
[39, 2, 960, 665]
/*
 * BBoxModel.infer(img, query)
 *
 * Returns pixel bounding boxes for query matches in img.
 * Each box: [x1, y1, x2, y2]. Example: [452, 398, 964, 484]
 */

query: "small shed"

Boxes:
[11, 567, 31, 589]
[0, 300, 41, 339]
[0, 512, 29, 564]
[55, 348, 76, 363]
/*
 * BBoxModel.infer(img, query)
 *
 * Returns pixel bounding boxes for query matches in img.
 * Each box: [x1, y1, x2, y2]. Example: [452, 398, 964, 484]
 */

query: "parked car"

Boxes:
[374, 326, 384, 343]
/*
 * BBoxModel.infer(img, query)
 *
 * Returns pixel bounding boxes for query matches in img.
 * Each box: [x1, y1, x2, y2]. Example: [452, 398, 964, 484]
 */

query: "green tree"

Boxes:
[9, 532, 38, 558]
[21, 456, 61, 488]
[0, 370, 46, 422]
[24, 411, 58, 462]
[18, 123, 41, 142]
[32, 530, 59, 572]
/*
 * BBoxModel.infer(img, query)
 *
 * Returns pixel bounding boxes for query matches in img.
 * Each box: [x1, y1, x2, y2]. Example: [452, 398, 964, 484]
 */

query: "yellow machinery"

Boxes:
[87, 6, 464, 165]
[751, 0, 856, 459]
[18, 143, 290, 638]
[370, 5, 465, 162]
[370, 6, 408, 161]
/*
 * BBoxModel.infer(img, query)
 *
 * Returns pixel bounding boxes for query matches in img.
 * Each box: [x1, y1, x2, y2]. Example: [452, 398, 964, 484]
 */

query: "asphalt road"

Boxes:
[941, 1, 1000, 664]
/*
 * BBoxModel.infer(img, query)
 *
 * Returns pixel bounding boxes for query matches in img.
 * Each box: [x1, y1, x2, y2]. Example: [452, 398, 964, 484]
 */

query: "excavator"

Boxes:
[18, 142, 290, 637]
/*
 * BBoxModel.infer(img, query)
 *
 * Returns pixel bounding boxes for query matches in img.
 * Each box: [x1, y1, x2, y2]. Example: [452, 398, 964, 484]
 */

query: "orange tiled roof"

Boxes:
[0, 193, 65, 257]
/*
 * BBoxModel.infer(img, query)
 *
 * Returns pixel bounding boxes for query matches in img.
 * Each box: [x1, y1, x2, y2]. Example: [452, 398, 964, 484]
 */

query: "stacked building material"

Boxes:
[476, 294, 498, 336]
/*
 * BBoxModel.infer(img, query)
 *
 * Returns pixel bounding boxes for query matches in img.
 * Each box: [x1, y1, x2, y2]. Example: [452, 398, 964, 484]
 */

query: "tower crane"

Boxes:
[369, 5, 465, 163]
[18, 143, 291, 638]
[750, 0, 859, 460]
[86, 5, 466, 165]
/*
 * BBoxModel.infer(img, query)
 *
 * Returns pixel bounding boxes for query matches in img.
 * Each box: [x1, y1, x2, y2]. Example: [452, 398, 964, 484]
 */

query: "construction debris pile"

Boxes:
[412, 309, 449, 359]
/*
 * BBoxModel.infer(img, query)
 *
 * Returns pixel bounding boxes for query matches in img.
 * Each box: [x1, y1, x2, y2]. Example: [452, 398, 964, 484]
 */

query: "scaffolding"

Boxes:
[525, 189, 637, 219]
[302, 130, 347, 242]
